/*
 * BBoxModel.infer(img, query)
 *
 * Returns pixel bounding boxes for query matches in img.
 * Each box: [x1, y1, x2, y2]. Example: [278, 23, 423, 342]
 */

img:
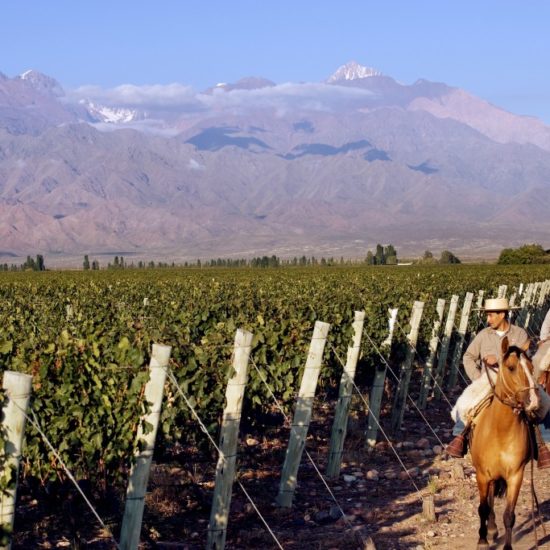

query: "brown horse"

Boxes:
[470, 337, 539, 550]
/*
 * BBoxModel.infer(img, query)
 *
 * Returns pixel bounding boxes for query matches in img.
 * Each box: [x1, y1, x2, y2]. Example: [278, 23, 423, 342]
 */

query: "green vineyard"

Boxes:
[0, 265, 547, 485]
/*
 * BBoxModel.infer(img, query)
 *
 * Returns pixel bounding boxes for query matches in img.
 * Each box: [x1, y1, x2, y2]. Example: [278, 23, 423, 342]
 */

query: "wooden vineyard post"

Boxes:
[417, 298, 446, 409]
[519, 283, 535, 330]
[391, 301, 424, 433]
[473, 290, 485, 331]
[0, 372, 32, 548]
[532, 281, 544, 329]
[276, 321, 330, 508]
[422, 495, 436, 522]
[446, 292, 474, 389]
[366, 308, 398, 449]
[326, 311, 365, 479]
[433, 295, 459, 399]
[541, 280, 550, 305]
[534, 280, 550, 332]
[528, 283, 543, 333]
[206, 329, 254, 550]
[120, 344, 172, 550]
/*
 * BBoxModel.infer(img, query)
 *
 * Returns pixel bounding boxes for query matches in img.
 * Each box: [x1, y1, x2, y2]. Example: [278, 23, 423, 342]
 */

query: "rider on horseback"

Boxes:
[447, 297, 550, 468]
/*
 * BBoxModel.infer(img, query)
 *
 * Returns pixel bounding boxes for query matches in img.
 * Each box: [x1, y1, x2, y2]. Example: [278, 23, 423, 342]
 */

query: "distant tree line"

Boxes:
[497, 243, 550, 264]
[365, 244, 398, 265]
[78, 254, 359, 270]
[0, 255, 46, 272]
[417, 250, 461, 264]
[82, 255, 100, 270]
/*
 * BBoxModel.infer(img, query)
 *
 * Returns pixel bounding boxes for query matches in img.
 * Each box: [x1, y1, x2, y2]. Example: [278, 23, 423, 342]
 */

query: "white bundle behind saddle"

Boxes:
[451, 369, 496, 423]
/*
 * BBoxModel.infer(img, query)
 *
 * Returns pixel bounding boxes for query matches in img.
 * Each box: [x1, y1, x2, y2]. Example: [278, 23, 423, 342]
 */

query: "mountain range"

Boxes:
[1, 61, 550, 265]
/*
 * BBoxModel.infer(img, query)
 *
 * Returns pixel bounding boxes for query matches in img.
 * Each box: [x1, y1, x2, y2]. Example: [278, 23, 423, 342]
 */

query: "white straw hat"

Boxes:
[479, 297, 519, 311]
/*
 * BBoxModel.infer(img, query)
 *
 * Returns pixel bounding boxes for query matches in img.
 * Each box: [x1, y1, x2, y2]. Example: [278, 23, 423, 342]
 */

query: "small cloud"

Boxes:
[67, 81, 374, 114]
[67, 83, 202, 111]
[199, 82, 376, 113]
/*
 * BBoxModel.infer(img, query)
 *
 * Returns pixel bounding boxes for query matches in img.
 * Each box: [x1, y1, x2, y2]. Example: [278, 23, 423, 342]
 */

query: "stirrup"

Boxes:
[538, 443, 550, 469]
[446, 434, 467, 458]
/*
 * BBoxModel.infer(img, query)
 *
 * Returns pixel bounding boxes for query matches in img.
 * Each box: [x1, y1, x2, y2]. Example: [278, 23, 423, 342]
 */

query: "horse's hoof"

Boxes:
[477, 541, 490, 549]
[488, 527, 499, 541]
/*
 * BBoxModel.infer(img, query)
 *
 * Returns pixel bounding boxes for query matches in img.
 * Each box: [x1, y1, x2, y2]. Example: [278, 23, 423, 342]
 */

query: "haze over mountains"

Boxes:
[1, 61, 550, 264]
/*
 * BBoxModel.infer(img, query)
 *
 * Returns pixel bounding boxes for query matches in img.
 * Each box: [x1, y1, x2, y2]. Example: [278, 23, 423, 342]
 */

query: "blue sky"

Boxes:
[2, 0, 550, 122]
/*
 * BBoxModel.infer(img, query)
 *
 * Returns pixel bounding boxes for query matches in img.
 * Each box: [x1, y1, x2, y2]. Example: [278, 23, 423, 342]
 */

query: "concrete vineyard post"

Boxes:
[366, 308, 398, 449]
[276, 321, 330, 508]
[207, 329, 254, 550]
[326, 311, 365, 479]
[434, 295, 459, 399]
[0, 372, 32, 549]
[497, 285, 507, 298]
[447, 292, 474, 388]
[418, 298, 445, 409]
[391, 301, 424, 433]
[120, 344, 172, 550]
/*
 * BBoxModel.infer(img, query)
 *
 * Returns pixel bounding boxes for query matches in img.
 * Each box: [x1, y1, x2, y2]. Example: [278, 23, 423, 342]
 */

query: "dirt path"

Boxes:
[369, 453, 550, 550]
[12, 402, 550, 549]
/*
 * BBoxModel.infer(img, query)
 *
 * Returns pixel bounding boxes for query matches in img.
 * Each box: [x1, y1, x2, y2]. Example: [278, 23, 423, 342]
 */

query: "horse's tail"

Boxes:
[494, 478, 507, 498]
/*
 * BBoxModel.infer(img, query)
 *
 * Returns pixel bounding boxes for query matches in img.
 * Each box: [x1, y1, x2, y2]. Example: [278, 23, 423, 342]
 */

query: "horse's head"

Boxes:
[498, 337, 539, 413]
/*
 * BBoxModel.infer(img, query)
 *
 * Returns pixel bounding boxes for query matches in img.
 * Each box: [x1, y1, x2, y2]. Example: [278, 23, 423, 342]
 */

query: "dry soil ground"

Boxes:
[11, 394, 550, 549]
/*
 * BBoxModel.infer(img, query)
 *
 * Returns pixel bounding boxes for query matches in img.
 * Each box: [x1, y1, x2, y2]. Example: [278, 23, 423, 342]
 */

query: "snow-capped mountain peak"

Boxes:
[81, 100, 139, 123]
[18, 69, 65, 97]
[327, 61, 382, 83]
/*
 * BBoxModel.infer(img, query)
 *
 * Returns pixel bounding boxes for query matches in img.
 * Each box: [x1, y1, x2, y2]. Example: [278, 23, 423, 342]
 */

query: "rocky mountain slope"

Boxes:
[1, 62, 549, 262]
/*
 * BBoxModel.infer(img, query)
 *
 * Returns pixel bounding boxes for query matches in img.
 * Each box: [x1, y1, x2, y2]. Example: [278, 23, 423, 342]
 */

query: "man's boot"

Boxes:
[446, 425, 470, 458]
[534, 425, 550, 469]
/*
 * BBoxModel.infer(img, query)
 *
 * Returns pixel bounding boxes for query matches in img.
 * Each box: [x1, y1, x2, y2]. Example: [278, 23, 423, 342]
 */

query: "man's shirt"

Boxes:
[463, 323, 529, 381]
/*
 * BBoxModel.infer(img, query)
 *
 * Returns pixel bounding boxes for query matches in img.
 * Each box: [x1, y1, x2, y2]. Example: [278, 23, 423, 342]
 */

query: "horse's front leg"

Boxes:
[487, 481, 498, 541]
[476, 474, 491, 549]
[503, 471, 524, 550]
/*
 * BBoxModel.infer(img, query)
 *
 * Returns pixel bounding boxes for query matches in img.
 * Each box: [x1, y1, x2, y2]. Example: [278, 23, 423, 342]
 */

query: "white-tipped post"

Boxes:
[0, 371, 33, 549]
[120, 344, 172, 550]
[277, 321, 330, 507]
[207, 329, 254, 550]
[326, 311, 365, 478]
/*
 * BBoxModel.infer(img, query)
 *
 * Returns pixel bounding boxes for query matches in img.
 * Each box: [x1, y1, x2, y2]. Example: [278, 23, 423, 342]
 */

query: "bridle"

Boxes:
[483, 352, 538, 416]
